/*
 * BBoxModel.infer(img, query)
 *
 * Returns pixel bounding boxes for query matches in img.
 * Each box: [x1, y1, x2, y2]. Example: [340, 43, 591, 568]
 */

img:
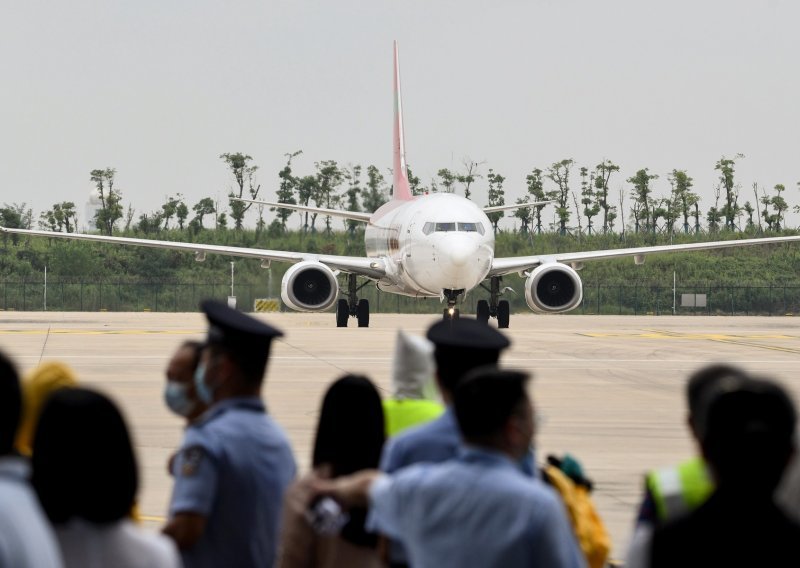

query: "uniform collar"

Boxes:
[199, 396, 266, 423]
[458, 446, 519, 470]
[0, 455, 31, 480]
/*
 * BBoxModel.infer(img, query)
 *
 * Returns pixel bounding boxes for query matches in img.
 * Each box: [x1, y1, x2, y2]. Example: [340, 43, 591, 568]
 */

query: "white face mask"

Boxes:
[164, 380, 197, 417]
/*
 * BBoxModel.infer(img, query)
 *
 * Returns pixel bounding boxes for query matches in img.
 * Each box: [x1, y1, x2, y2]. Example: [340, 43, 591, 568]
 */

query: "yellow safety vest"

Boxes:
[382, 399, 444, 437]
[647, 456, 714, 522]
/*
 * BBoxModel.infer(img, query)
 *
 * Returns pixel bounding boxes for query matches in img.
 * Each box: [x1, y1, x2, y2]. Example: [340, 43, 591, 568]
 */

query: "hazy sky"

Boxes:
[2, 1, 799, 230]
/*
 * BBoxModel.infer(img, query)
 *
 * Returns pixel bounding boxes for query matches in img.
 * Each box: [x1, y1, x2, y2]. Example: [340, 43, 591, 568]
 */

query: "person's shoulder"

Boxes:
[116, 521, 181, 566]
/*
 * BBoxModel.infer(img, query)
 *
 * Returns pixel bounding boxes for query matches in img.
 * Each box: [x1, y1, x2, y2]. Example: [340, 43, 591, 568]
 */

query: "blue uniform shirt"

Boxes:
[169, 397, 296, 568]
[370, 447, 586, 568]
[380, 406, 461, 473]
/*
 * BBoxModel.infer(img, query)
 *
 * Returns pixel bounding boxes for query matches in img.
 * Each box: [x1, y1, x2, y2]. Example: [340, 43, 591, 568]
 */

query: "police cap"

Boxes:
[426, 318, 511, 392]
[426, 317, 511, 352]
[200, 301, 283, 379]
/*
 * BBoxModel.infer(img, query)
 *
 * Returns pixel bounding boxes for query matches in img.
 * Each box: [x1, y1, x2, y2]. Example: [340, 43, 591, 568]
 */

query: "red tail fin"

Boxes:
[392, 41, 413, 201]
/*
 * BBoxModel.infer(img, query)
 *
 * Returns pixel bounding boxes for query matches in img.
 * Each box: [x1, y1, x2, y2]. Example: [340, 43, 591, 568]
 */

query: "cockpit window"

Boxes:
[422, 221, 485, 235]
[457, 222, 485, 235]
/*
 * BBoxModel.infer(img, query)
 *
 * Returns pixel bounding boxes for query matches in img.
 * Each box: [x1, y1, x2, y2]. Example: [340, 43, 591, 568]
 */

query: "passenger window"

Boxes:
[435, 222, 456, 232]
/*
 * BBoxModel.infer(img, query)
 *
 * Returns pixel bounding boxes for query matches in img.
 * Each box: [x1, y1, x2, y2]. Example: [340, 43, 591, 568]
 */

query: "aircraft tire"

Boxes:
[476, 300, 490, 324]
[336, 299, 349, 327]
[497, 300, 510, 329]
[357, 299, 370, 328]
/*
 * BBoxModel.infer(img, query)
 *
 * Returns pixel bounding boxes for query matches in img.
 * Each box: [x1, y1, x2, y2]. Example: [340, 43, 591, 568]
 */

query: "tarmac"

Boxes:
[2, 311, 800, 559]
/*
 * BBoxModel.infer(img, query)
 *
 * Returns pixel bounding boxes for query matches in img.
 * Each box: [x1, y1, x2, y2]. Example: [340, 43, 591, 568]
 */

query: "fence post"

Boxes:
[99, 282, 103, 311]
[596, 282, 601, 314]
[23, 279, 26, 311]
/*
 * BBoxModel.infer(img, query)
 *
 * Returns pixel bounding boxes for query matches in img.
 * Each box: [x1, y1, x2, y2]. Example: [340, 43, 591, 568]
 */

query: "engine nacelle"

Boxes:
[281, 261, 339, 312]
[525, 263, 583, 314]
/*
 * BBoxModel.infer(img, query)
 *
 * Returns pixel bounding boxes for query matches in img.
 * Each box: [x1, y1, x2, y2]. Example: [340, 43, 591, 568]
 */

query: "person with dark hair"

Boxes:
[32, 387, 179, 567]
[279, 375, 385, 568]
[625, 364, 748, 565]
[164, 340, 206, 423]
[630, 378, 800, 567]
[312, 367, 585, 568]
[377, 318, 512, 566]
[163, 300, 296, 568]
[0, 350, 63, 567]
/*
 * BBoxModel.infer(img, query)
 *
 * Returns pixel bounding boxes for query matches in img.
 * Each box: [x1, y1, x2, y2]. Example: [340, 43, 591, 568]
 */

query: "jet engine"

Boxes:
[281, 261, 339, 312]
[524, 263, 583, 314]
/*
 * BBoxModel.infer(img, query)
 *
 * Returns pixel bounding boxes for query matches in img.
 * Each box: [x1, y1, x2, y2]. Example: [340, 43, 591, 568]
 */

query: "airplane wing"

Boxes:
[489, 234, 800, 277]
[0, 227, 386, 279]
[482, 200, 556, 214]
[233, 198, 372, 223]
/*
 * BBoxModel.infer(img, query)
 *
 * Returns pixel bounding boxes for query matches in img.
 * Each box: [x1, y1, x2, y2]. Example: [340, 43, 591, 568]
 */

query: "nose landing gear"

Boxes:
[336, 274, 371, 328]
[441, 288, 465, 321]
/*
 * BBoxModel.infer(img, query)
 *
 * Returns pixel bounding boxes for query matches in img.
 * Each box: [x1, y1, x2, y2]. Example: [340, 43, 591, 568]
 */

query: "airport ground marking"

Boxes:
[579, 329, 800, 355]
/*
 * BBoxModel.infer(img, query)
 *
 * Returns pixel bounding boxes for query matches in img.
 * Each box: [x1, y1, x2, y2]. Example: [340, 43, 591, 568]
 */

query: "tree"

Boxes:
[137, 211, 164, 234]
[274, 151, 302, 232]
[668, 170, 697, 234]
[406, 166, 424, 196]
[525, 168, 548, 235]
[176, 200, 190, 231]
[627, 168, 659, 233]
[39, 202, 78, 233]
[0, 205, 24, 246]
[192, 197, 216, 230]
[546, 159, 574, 235]
[362, 165, 389, 212]
[160, 195, 182, 230]
[715, 154, 744, 230]
[742, 201, 755, 229]
[220, 152, 260, 230]
[313, 160, 344, 234]
[437, 168, 457, 193]
[771, 184, 788, 231]
[594, 160, 619, 233]
[90, 168, 123, 235]
[296, 175, 319, 233]
[342, 164, 363, 236]
[579, 167, 600, 235]
[513, 196, 531, 235]
[486, 169, 506, 235]
[457, 158, 484, 200]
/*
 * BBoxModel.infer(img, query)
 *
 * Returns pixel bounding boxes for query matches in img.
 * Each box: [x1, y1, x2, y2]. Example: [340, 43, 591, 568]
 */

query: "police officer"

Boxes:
[163, 301, 296, 568]
[378, 318, 511, 567]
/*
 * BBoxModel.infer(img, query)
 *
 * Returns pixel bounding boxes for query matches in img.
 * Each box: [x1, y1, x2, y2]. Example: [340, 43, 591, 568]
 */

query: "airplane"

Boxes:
[4, 41, 800, 329]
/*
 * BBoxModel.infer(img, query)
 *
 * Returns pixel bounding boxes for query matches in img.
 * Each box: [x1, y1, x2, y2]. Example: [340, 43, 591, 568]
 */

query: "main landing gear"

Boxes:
[336, 274, 370, 328]
[441, 288, 465, 321]
[477, 276, 510, 328]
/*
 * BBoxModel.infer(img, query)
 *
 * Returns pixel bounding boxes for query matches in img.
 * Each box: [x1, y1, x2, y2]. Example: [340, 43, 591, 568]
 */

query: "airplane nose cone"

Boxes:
[450, 241, 472, 267]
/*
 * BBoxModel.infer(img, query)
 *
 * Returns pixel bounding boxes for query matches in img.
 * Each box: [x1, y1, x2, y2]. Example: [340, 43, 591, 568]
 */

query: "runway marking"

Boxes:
[0, 329, 202, 335]
[580, 329, 800, 355]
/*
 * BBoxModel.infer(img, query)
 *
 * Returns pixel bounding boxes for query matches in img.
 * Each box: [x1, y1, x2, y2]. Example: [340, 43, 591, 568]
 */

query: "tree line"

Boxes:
[1, 152, 798, 240]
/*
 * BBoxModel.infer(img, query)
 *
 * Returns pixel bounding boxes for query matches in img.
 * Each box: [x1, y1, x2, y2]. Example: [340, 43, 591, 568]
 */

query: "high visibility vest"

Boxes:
[382, 399, 444, 437]
[647, 456, 714, 522]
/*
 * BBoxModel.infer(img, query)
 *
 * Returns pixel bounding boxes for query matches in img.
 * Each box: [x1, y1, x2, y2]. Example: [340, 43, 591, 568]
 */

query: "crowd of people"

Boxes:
[1, 301, 800, 568]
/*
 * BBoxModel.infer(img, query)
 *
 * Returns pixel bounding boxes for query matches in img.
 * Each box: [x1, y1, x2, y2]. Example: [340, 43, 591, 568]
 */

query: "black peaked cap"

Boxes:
[201, 300, 283, 354]
[426, 317, 511, 352]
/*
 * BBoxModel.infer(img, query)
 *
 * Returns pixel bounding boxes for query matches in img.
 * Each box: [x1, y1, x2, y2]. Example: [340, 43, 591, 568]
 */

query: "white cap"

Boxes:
[391, 329, 436, 399]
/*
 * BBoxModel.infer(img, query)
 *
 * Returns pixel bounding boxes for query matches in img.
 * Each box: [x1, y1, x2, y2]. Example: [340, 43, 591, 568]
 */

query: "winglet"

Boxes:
[392, 41, 413, 202]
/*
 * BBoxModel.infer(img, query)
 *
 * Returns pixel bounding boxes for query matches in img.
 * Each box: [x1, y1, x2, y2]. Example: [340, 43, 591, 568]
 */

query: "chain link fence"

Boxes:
[2, 280, 800, 316]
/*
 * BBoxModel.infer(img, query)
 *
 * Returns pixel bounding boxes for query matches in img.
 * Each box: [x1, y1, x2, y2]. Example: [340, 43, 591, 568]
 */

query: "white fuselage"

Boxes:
[364, 193, 495, 297]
